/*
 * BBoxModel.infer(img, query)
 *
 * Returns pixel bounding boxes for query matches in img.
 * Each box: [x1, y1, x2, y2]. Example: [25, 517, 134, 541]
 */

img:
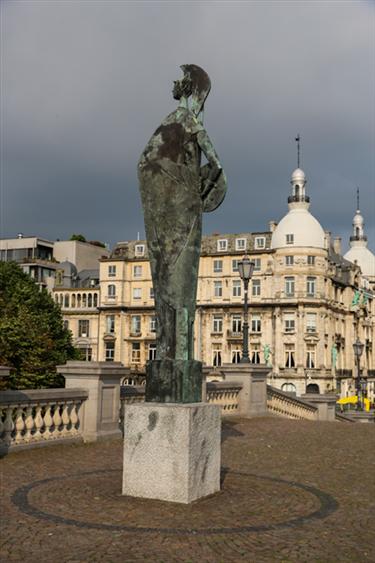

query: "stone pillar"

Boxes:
[57, 361, 130, 442]
[123, 402, 221, 503]
[301, 393, 338, 421]
[220, 364, 270, 417]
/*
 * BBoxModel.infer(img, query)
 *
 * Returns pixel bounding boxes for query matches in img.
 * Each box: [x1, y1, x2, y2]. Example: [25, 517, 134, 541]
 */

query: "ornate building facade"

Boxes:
[53, 168, 375, 401]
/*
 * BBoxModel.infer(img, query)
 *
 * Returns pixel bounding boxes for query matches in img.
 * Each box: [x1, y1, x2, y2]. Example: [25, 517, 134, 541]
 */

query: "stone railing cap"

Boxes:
[0, 387, 88, 405]
[57, 361, 130, 376]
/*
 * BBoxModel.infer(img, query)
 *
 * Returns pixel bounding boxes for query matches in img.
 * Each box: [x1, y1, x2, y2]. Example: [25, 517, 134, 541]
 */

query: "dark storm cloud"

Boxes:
[1, 0, 374, 251]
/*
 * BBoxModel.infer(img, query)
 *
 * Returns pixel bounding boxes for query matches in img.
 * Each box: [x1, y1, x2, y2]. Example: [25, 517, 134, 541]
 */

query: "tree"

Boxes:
[69, 233, 86, 242]
[0, 262, 77, 389]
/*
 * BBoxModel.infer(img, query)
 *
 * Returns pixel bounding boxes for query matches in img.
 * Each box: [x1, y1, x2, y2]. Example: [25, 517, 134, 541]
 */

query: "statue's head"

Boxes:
[178, 64, 211, 116]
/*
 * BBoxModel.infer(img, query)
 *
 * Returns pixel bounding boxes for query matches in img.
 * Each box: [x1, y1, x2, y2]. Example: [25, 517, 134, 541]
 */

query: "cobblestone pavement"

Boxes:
[1, 417, 374, 562]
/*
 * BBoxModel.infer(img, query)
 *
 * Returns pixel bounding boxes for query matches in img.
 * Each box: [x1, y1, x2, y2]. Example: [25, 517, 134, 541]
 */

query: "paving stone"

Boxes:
[1, 417, 374, 562]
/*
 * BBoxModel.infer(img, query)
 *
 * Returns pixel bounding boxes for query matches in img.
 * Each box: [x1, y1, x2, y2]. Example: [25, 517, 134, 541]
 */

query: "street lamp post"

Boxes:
[353, 338, 364, 410]
[238, 256, 255, 364]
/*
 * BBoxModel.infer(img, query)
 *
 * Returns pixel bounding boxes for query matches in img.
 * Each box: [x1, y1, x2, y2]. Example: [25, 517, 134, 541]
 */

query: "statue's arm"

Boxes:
[197, 130, 222, 190]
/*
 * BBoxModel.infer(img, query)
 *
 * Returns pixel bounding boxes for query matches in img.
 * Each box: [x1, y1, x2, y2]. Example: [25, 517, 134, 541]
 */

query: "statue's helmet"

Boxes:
[180, 64, 211, 116]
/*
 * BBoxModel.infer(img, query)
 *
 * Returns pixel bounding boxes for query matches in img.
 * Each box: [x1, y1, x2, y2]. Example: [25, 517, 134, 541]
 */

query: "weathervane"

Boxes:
[295, 134, 301, 168]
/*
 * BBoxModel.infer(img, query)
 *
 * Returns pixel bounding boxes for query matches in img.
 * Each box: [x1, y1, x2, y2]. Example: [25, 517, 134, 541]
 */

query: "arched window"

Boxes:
[295, 185, 300, 198]
[93, 293, 98, 307]
[59, 294, 63, 306]
[88, 294, 92, 307]
[282, 382, 296, 395]
[82, 294, 87, 308]
[356, 227, 360, 237]
[306, 383, 320, 394]
[77, 294, 81, 308]
[71, 294, 76, 307]
[54, 294, 59, 303]
[64, 294, 69, 308]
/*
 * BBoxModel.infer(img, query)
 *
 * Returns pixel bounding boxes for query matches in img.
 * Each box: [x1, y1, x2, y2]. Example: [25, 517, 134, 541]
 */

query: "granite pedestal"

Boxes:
[122, 402, 221, 504]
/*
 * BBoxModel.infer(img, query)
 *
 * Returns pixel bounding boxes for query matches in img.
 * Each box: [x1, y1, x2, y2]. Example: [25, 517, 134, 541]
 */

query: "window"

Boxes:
[133, 288, 142, 300]
[306, 346, 316, 368]
[88, 294, 92, 307]
[108, 284, 116, 298]
[235, 238, 246, 251]
[135, 244, 145, 257]
[232, 259, 239, 272]
[307, 255, 315, 265]
[80, 346, 92, 362]
[232, 348, 241, 364]
[253, 258, 261, 271]
[108, 265, 116, 277]
[251, 345, 261, 364]
[217, 239, 228, 252]
[78, 319, 90, 338]
[214, 280, 222, 297]
[282, 382, 296, 394]
[284, 313, 295, 333]
[212, 347, 222, 367]
[232, 314, 242, 333]
[131, 315, 141, 335]
[148, 343, 157, 361]
[306, 313, 317, 332]
[307, 276, 316, 296]
[149, 316, 157, 333]
[285, 256, 294, 266]
[105, 341, 115, 362]
[64, 294, 69, 307]
[106, 315, 115, 334]
[212, 315, 223, 333]
[255, 237, 265, 249]
[133, 265, 142, 278]
[232, 280, 242, 297]
[131, 342, 141, 363]
[251, 314, 261, 333]
[150, 287, 154, 299]
[63, 320, 69, 331]
[285, 345, 295, 368]
[213, 259, 223, 273]
[252, 279, 261, 296]
[285, 277, 295, 296]
[286, 234, 294, 245]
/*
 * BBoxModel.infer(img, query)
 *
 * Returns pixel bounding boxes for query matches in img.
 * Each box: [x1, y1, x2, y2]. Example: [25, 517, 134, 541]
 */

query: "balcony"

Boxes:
[288, 195, 310, 204]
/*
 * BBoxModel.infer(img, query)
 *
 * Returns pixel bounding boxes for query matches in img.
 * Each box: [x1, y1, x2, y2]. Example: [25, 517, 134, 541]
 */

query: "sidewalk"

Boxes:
[1, 417, 374, 562]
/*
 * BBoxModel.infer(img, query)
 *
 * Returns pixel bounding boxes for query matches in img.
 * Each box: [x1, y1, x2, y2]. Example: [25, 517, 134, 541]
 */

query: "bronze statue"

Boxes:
[138, 64, 227, 402]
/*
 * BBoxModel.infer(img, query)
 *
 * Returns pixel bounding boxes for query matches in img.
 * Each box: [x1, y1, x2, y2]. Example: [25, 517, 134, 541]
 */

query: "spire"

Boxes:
[350, 187, 367, 246]
[295, 134, 301, 169]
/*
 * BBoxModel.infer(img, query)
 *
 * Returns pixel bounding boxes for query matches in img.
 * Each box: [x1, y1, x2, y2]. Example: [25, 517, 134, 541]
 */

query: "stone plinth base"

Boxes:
[122, 402, 221, 504]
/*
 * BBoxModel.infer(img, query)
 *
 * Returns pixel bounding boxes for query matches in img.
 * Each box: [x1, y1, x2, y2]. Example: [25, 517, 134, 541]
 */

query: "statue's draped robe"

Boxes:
[138, 108, 204, 361]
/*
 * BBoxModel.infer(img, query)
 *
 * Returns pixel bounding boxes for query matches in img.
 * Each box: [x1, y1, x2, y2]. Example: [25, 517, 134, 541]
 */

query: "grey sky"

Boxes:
[1, 0, 374, 252]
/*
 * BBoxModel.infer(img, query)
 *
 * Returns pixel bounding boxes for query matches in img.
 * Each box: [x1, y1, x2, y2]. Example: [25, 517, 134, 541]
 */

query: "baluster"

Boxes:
[3, 406, 14, 446]
[0, 407, 4, 440]
[43, 403, 53, 440]
[70, 400, 79, 435]
[14, 406, 25, 444]
[33, 405, 44, 440]
[24, 406, 34, 442]
[52, 402, 62, 438]
[61, 402, 70, 436]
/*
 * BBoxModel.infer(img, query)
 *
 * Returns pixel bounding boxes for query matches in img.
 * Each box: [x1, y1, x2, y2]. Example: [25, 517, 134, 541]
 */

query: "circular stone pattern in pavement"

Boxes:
[12, 469, 338, 534]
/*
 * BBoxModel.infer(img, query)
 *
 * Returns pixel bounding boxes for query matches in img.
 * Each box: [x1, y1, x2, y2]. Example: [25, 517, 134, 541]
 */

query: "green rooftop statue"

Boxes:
[138, 64, 227, 403]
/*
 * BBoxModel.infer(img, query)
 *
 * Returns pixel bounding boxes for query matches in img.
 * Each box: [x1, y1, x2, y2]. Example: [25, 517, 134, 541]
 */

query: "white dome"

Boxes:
[271, 207, 326, 250]
[291, 168, 306, 182]
[353, 210, 364, 227]
[344, 245, 375, 278]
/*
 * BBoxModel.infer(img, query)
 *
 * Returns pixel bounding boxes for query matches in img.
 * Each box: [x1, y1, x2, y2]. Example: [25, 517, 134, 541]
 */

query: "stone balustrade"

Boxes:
[206, 382, 242, 414]
[267, 385, 318, 420]
[0, 388, 88, 452]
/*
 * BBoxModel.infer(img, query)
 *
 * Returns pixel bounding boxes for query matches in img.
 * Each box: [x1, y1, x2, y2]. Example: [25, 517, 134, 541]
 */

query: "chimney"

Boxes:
[324, 230, 331, 250]
[269, 221, 277, 233]
[333, 236, 342, 255]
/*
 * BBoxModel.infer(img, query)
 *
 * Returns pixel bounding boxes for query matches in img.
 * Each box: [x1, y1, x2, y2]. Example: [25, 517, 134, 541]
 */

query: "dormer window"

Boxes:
[135, 244, 145, 257]
[235, 238, 246, 251]
[217, 239, 228, 252]
[255, 237, 265, 249]
[286, 234, 294, 245]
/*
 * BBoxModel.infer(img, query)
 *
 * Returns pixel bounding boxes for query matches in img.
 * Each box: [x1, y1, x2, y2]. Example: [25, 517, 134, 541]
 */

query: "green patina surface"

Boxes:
[138, 64, 227, 403]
